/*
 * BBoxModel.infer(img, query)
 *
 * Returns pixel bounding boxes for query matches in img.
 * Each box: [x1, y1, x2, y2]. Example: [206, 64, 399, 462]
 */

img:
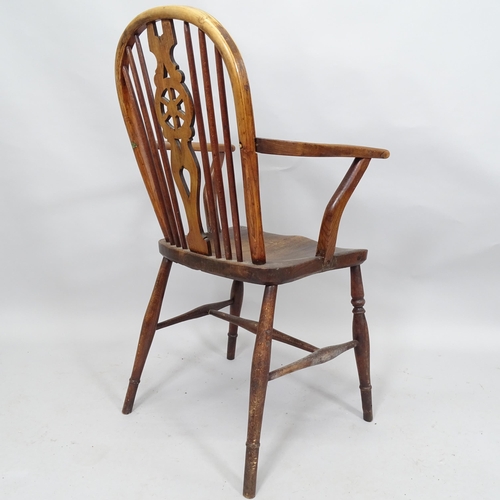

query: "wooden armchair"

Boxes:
[115, 6, 389, 498]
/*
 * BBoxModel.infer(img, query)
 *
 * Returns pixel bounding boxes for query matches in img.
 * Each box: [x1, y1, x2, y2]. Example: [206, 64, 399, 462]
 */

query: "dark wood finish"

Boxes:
[156, 297, 233, 330]
[159, 227, 367, 285]
[226, 280, 244, 360]
[268, 340, 358, 381]
[317, 157, 372, 264]
[215, 50, 243, 262]
[209, 309, 318, 353]
[183, 22, 221, 256]
[243, 285, 277, 499]
[351, 265, 373, 422]
[116, 6, 388, 497]
[122, 258, 171, 414]
[255, 137, 389, 159]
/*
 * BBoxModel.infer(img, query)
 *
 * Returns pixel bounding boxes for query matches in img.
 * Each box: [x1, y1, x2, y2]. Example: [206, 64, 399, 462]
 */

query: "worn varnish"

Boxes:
[116, 6, 389, 498]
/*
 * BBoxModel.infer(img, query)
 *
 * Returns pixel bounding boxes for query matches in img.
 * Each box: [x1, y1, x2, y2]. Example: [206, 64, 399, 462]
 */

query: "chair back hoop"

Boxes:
[115, 6, 265, 264]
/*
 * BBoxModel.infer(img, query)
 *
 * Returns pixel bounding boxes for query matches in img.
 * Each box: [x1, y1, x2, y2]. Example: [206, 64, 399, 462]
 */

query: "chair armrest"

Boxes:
[255, 137, 389, 159]
[255, 138, 389, 265]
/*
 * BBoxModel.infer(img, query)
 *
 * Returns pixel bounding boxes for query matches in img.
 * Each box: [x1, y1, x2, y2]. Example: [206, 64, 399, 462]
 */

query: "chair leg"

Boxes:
[122, 258, 172, 415]
[243, 284, 278, 499]
[227, 280, 244, 360]
[350, 265, 373, 422]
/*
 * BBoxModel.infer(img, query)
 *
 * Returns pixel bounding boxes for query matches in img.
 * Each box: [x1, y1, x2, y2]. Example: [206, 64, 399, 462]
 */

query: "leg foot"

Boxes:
[122, 378, 140, 415]
[243, 442, 260, 499]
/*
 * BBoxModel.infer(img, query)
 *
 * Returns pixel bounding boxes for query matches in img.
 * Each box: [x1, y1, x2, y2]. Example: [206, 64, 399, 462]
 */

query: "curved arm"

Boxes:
[316, 157, 372, 265]
[255, 137, 389, 159]
[255, 137, 389, 265]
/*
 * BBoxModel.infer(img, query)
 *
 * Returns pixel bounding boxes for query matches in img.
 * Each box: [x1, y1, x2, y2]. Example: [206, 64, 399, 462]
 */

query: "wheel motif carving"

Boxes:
[159, 86, 190, 134]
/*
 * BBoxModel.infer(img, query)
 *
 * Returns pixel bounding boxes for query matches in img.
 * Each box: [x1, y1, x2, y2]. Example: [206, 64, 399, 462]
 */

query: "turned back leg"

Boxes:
[227, 280, 244, 360]
[122, 258, 172, 414]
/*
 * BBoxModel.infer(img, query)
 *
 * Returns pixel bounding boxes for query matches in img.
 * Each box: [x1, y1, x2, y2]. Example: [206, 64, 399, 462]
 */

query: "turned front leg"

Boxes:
[350, 265, 373, 422]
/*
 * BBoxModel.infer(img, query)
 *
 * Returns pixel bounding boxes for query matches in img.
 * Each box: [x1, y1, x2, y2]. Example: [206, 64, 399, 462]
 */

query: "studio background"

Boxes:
[2, 1, 499, 498]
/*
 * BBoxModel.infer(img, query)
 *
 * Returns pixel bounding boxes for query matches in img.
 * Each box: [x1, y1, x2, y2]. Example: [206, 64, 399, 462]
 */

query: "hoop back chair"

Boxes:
[115, 6, 389, 498]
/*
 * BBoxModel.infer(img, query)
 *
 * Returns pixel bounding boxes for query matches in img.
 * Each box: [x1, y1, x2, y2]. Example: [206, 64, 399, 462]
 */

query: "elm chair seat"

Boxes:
[159, 227, 368, 285]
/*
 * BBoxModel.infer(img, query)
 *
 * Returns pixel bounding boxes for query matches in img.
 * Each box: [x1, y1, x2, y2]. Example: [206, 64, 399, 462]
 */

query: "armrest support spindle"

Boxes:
[316, 157, 371, 264]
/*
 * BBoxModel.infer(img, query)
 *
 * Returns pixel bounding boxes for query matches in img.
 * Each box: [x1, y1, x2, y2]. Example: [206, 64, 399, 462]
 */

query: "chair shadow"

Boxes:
[80, 325, 393, 494]
[257, 378, 363, 487]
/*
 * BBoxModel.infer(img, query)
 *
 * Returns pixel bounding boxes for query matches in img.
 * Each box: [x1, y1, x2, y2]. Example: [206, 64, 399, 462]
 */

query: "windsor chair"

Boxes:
[115, 6, 389, 498]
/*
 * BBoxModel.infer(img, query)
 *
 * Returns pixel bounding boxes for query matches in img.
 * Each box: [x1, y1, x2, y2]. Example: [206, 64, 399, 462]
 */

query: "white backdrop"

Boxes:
[2, 0, 499, 343]
[2, 1, 500, 498]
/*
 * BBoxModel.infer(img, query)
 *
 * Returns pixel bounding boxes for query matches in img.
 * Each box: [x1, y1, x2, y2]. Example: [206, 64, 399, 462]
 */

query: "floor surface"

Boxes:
[2, 307, 499, 499]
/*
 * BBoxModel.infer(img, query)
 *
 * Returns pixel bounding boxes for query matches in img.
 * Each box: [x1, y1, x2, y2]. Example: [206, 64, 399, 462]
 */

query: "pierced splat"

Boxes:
[147, 20, 210, 255]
